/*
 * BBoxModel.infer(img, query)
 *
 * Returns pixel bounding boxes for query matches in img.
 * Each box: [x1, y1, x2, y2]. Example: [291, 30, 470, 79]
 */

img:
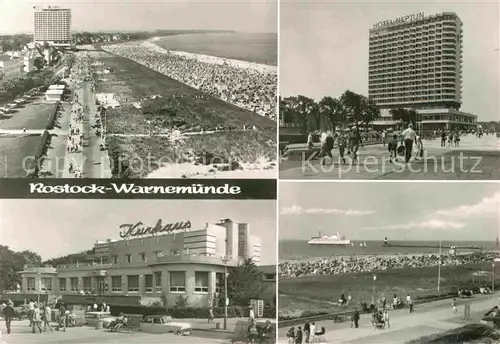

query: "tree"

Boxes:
[0, 245, 42, 292]
[33, 57, 44, 71]
[221, 258, 269, 307]
[390, 108, 419, 129]
[318, 96, 345, 131]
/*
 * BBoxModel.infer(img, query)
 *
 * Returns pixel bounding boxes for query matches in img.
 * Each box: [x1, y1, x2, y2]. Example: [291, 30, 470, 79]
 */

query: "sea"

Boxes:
[280, 240, 499, 261]
[153, 32, 277, 66]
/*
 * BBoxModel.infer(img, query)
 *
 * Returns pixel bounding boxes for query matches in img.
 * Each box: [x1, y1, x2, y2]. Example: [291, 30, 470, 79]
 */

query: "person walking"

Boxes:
[464, 302, 471, 320]
[309, 322, 317, 343]
[2, 301, 15, 335]
[409, 299, 415, 313]
[295, 326, 303, 344]
[353, 309, 360, 328]
[303, 320, 310, 343]
[452, 298, 458, 313]
[32, 304, 43, 334]
[42, 303, 53, 332]
[401, 123, 417, 163]
[383, 309, 390, 328]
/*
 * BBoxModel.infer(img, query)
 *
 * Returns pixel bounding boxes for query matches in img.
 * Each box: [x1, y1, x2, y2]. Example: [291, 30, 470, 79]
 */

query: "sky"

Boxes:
[280, 182, 500, 241]
[0, 199, 277, 265]
[280, 0, 500, 121]
[0, 0, 277, 34]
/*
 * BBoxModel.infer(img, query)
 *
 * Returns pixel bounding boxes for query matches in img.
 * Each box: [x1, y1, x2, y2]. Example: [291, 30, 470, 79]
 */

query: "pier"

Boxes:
[381, 243, 484, 250]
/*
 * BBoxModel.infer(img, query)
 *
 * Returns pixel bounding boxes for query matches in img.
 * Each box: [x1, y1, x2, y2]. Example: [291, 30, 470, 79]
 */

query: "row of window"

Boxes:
[27, 271, 223, 294]
[374, 96, 459, 103]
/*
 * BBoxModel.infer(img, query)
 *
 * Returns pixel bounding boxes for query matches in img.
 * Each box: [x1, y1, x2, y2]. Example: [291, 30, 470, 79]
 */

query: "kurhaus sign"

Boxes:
[119, 219, 191, 239]
[373, 12, 425, 29]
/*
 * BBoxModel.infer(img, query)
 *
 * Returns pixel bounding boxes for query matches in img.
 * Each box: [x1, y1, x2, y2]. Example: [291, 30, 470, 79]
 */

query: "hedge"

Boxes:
[28, 130, 50, 177]
[46, 102, 60, 130]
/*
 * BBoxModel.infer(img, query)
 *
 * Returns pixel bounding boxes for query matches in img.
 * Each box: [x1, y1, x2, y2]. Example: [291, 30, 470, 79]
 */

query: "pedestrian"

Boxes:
[409, 299, 415, 313]
[441, 131, 447, 147]
[42, 303, 53, 332]
[401, 123, 417, 163]
[353, 308, 360, 328]
[295, 326, 303, 344]
[388, 134, 399, 163]
[2, 301, 15, 334]
[309, 322, 317, 343]
[337, 131, 347, 165]
[452, 298, 457, 313]
[464, 302, 471, 320]
[383, 309, 390, 328]
[208, 308, 214, 323]
[303, 321, 310, 343]
[32, 304, 43, 333]
[27, 299, 35, 327]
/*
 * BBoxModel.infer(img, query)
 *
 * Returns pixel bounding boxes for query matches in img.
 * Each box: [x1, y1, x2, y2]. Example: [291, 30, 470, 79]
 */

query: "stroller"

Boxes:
[312, 327, 326, 342]
[372, 311, 385, 329]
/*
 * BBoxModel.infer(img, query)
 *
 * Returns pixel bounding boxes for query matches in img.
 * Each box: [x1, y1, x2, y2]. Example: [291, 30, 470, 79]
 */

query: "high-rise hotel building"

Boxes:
[368, 12, 477, 132]
[33, 6, 72, 47]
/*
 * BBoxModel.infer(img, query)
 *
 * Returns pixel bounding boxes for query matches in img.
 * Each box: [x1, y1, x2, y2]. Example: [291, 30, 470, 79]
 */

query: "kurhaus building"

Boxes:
[368, 12, 477, 132]
[18, 219, 262, 308]
[33, 6, 72, 47]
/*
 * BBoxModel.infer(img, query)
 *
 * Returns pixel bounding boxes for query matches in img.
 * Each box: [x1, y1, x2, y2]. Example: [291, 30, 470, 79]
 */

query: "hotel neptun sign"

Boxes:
[373, 12, 425, 29]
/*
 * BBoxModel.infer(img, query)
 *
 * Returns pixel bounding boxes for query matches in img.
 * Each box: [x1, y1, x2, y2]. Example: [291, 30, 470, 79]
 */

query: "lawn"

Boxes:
[0, 101, 55, 130]
[106, 129, 276, 178]
[0, 135, 44, 177]
[406, 324, 499, 344]
[279, 263, 500, 319]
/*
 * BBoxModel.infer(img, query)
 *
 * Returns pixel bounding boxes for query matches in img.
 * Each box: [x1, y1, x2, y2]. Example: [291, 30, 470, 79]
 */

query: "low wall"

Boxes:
[28, 130, 50, 177]
[46, 102, 60, 130]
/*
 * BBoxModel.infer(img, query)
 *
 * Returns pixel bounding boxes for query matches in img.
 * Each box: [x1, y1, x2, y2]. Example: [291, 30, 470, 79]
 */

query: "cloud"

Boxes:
[363, 220, 466, 231]
[435, 192, 500, 218]
[280, 205, 375, 216]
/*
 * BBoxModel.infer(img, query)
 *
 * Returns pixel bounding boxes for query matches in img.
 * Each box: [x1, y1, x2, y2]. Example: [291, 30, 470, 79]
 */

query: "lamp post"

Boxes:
[437, 241, 442, 292]
[221, 256, 229, 330]
[372, 275, 377, 307]
[37, 272, 41, 304]
[492, 262, 495, 293]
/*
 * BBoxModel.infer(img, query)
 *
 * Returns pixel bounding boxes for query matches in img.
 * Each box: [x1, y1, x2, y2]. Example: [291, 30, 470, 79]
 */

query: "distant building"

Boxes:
[33, 6, 72, 47]
[368, 12, 477, 132]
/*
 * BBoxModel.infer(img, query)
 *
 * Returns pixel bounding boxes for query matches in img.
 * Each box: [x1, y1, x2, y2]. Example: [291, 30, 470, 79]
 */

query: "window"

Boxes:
[126, 254, 131, 263]
[155, 251, 162, 259]
[216, 273, 224, 294]
[169, 271, 185, 293]
[145, 275, 153, 293]
[59, 278, 66, 292]
[70, 277, 78, 292]
[83, 277, 92, 293]
[194, 272, 209, 293]
[141, 253, 147, 262]
[127, 275, 139, 292]
[154, 272, 162, 292]
[111, 276, 122, 292]
[264, 273, 276, 281]
[27, 277, 36, 291]
[112, 256, 118, 264]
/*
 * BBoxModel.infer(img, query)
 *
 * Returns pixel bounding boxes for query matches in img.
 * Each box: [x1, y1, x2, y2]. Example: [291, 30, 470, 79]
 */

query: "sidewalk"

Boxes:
[278, 294, 498, 344]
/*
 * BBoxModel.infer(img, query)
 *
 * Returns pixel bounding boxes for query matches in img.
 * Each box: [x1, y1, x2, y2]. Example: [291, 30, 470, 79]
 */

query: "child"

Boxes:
[287, 327, 296, 344]
[388, 134, 399, 163]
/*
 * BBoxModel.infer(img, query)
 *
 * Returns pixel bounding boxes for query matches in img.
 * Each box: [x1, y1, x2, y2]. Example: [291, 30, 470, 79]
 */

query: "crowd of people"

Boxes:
[0, 299, 74, 336]
[279, 251, 500, 278]
[103, 42, 277, 120]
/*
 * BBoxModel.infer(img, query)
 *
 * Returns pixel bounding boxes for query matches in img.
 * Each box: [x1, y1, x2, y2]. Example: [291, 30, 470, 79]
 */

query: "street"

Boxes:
[278, 294, 499, 344]
[2, 320, 230, 344]
[280, 135, 500, 179]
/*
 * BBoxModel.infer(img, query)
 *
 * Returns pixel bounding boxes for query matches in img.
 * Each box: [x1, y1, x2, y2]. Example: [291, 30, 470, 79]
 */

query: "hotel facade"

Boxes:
[17, 219, 263, 308]
[368, 12, 477, 132]
[33, 6, 72, 47]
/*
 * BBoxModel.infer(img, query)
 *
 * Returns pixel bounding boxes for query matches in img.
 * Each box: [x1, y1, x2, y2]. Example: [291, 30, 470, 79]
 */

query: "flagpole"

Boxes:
[437, 241, 442, 292]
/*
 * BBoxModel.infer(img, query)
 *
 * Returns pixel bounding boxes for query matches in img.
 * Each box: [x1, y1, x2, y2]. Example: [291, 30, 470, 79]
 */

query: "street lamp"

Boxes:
[221, 255, 229, 330]
[372, 275, 377, 307]
[492, 262, 495, 293]
[37, 272, 41, 304]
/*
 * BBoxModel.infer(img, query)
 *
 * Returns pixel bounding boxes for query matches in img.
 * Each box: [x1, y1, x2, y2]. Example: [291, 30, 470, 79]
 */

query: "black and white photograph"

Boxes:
[0, 0, 277, 179]
[278, 182, 500, 343]
[279, 0, 500, 180]
[0, 199, 277, 343]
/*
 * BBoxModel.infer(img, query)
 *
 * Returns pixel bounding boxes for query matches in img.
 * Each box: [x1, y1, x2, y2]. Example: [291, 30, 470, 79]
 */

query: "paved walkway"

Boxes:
[2, 321, 228, 344]
[278, 294, 499, 344]
[280, 135, 500, 179]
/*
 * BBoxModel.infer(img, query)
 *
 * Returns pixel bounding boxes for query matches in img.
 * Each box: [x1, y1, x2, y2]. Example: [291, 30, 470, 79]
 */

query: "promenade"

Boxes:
[278, 294, 499, 344]
[280, 135, 500, 180]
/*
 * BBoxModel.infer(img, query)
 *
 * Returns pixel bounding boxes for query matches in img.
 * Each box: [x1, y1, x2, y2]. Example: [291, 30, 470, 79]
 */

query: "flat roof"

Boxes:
[45, 90, 64, 95]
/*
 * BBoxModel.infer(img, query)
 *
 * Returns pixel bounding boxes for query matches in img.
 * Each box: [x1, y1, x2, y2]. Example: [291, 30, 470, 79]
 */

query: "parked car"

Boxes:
[85, 311, 115, 328]
[140, 315, 192, 335]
